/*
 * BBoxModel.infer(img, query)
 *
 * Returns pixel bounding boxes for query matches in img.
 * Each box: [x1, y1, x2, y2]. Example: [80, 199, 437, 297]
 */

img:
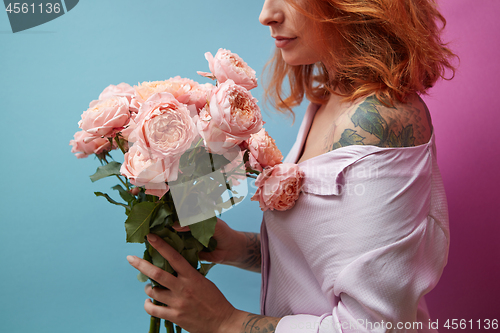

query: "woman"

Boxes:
[127, 0, 456, 332]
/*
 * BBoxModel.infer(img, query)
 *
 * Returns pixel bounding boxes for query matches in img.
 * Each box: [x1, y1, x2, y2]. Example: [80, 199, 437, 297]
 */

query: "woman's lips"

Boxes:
[274, 37, 297, 48]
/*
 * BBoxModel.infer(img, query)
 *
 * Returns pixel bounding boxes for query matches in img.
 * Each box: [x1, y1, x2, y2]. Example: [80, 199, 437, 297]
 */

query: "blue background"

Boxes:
[0, 1, 307, 332]
[4, 1, 499, 333]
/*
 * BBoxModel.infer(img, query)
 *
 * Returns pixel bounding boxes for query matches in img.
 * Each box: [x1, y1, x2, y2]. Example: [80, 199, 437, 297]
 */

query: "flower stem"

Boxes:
[194, 137, 204, 148]
[115, 175, 130, 191]
[149, 313, 161, 333]
[150, 299, 172, 333]
[221, 169, 236, 207]
[165, 320, 174, 333]
[115, 136, 127, 154]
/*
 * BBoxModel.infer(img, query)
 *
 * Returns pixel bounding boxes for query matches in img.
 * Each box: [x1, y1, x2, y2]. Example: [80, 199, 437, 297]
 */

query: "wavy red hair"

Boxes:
[264, 0, 458, 114]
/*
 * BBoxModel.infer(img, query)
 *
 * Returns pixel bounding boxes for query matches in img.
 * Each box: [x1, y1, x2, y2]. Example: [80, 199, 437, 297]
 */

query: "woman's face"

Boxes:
[259, 0, 322, 66]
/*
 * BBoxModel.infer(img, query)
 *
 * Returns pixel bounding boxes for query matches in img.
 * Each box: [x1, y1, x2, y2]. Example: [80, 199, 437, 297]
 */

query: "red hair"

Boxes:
[264, 0, 458, 114]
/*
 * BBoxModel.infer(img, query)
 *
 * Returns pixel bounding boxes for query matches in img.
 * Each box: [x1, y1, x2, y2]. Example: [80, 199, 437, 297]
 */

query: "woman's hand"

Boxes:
[173, 218, 246, 265]
[127, 233, 246, 333]
[201, 218, 250, 265]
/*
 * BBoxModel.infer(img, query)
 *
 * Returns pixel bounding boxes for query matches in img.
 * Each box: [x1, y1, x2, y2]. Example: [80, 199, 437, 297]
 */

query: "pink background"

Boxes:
[422, 0, 500, 328]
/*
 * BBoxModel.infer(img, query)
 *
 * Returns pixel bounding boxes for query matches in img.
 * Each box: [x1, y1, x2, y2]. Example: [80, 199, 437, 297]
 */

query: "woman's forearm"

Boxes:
[224, 232, 262, 272]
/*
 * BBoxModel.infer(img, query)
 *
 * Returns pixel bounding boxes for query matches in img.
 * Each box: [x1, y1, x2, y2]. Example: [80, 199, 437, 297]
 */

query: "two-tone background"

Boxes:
[1, 1, 498, 332]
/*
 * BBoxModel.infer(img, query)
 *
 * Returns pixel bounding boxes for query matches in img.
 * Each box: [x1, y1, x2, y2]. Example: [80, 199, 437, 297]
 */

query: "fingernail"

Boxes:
[147, 234, 158, 242]
[126, 255, 136, 264]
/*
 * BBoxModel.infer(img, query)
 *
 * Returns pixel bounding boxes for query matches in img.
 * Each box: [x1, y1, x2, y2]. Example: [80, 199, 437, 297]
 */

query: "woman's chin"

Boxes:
[280, 50, 319, 66]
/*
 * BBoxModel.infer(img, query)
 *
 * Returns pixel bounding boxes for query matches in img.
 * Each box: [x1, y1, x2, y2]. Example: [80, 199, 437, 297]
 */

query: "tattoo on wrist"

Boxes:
[241, 313, 281, 333]
[240, 232, 261, 272]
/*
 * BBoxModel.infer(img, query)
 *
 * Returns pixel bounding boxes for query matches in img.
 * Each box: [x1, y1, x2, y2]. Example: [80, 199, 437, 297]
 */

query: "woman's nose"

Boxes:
[259, 0, 284, 26]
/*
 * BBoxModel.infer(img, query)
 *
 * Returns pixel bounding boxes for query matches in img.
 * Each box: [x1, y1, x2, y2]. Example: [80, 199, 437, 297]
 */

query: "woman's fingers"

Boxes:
[144, 299, 177, 321]
[145, 284, 173, 305]
[146, 234, 196, 277]
[126, 255, 177, 288]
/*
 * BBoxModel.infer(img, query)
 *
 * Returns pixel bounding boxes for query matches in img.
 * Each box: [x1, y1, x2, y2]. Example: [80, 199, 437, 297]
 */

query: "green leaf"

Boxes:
[94, 192, 129, 211]
[182, 234, 205, 252]
[136, 189, 148, 203]
[189, 216, 217, 247]
[153, 228, 185, 253]
[164, 215, 175, 228]
[198, 262, 216, 276]
[143, 248, 152, 263]
[149, 246, 165, 268]
[112, 185, 134, 203]
[124, 202, 157, 243]
[150, 205, 172, 229]
[209, 153, 231, 172]
[137, 272, 149, 283]
[148, 245, 175, 275]
[181, 248, 199, 269]
[138, 249, 153, 282]
[178, 148, 231, 181]
[90, 161, 122, 182]
[351, 97, 388, 141]
[206, 237, 218, 252]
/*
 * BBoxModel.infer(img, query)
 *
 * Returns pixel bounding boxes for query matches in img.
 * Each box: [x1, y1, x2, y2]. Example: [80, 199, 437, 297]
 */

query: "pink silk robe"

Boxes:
[260, 103, 450, 333]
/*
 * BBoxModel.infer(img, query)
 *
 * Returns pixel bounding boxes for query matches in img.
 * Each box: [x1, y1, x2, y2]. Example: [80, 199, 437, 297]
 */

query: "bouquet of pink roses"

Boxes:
[70, 49, 287, 333]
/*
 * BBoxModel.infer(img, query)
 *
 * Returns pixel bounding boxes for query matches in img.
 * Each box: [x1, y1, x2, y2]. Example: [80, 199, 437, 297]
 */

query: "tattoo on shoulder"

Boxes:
[240, 232, 261, 272]
[351, 95, 390, 142]
[241, 313, 281, 333]
[327, 95, 418, 151]
[328, 129, 365, 151]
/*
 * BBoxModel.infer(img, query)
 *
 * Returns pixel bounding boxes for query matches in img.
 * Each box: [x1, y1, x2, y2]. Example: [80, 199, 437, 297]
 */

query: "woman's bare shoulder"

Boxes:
[324, 94, 433, 152]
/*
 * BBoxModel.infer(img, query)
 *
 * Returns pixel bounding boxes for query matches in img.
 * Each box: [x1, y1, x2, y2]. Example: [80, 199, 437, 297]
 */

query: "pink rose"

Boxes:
[251, 163, 304, 211]
[129, 98, 141, 114]
[119, 117, 137, 141]
[181, 82, 213, 114]
[88, 83, 135, 110]
[246, 129, 283, 172]
[91, 83, 137, 140]
[198, 49, 257, 90]
[78, 96, 130, 137]
[69, 130, 114, 159]
[129, 92, 197, 160]
[197, 80, 262, 154]
[98, 83, 135, 101]
[132, 77, 211, 114]
[120, 144, 179, 198]
[133, 79, 190, 104]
